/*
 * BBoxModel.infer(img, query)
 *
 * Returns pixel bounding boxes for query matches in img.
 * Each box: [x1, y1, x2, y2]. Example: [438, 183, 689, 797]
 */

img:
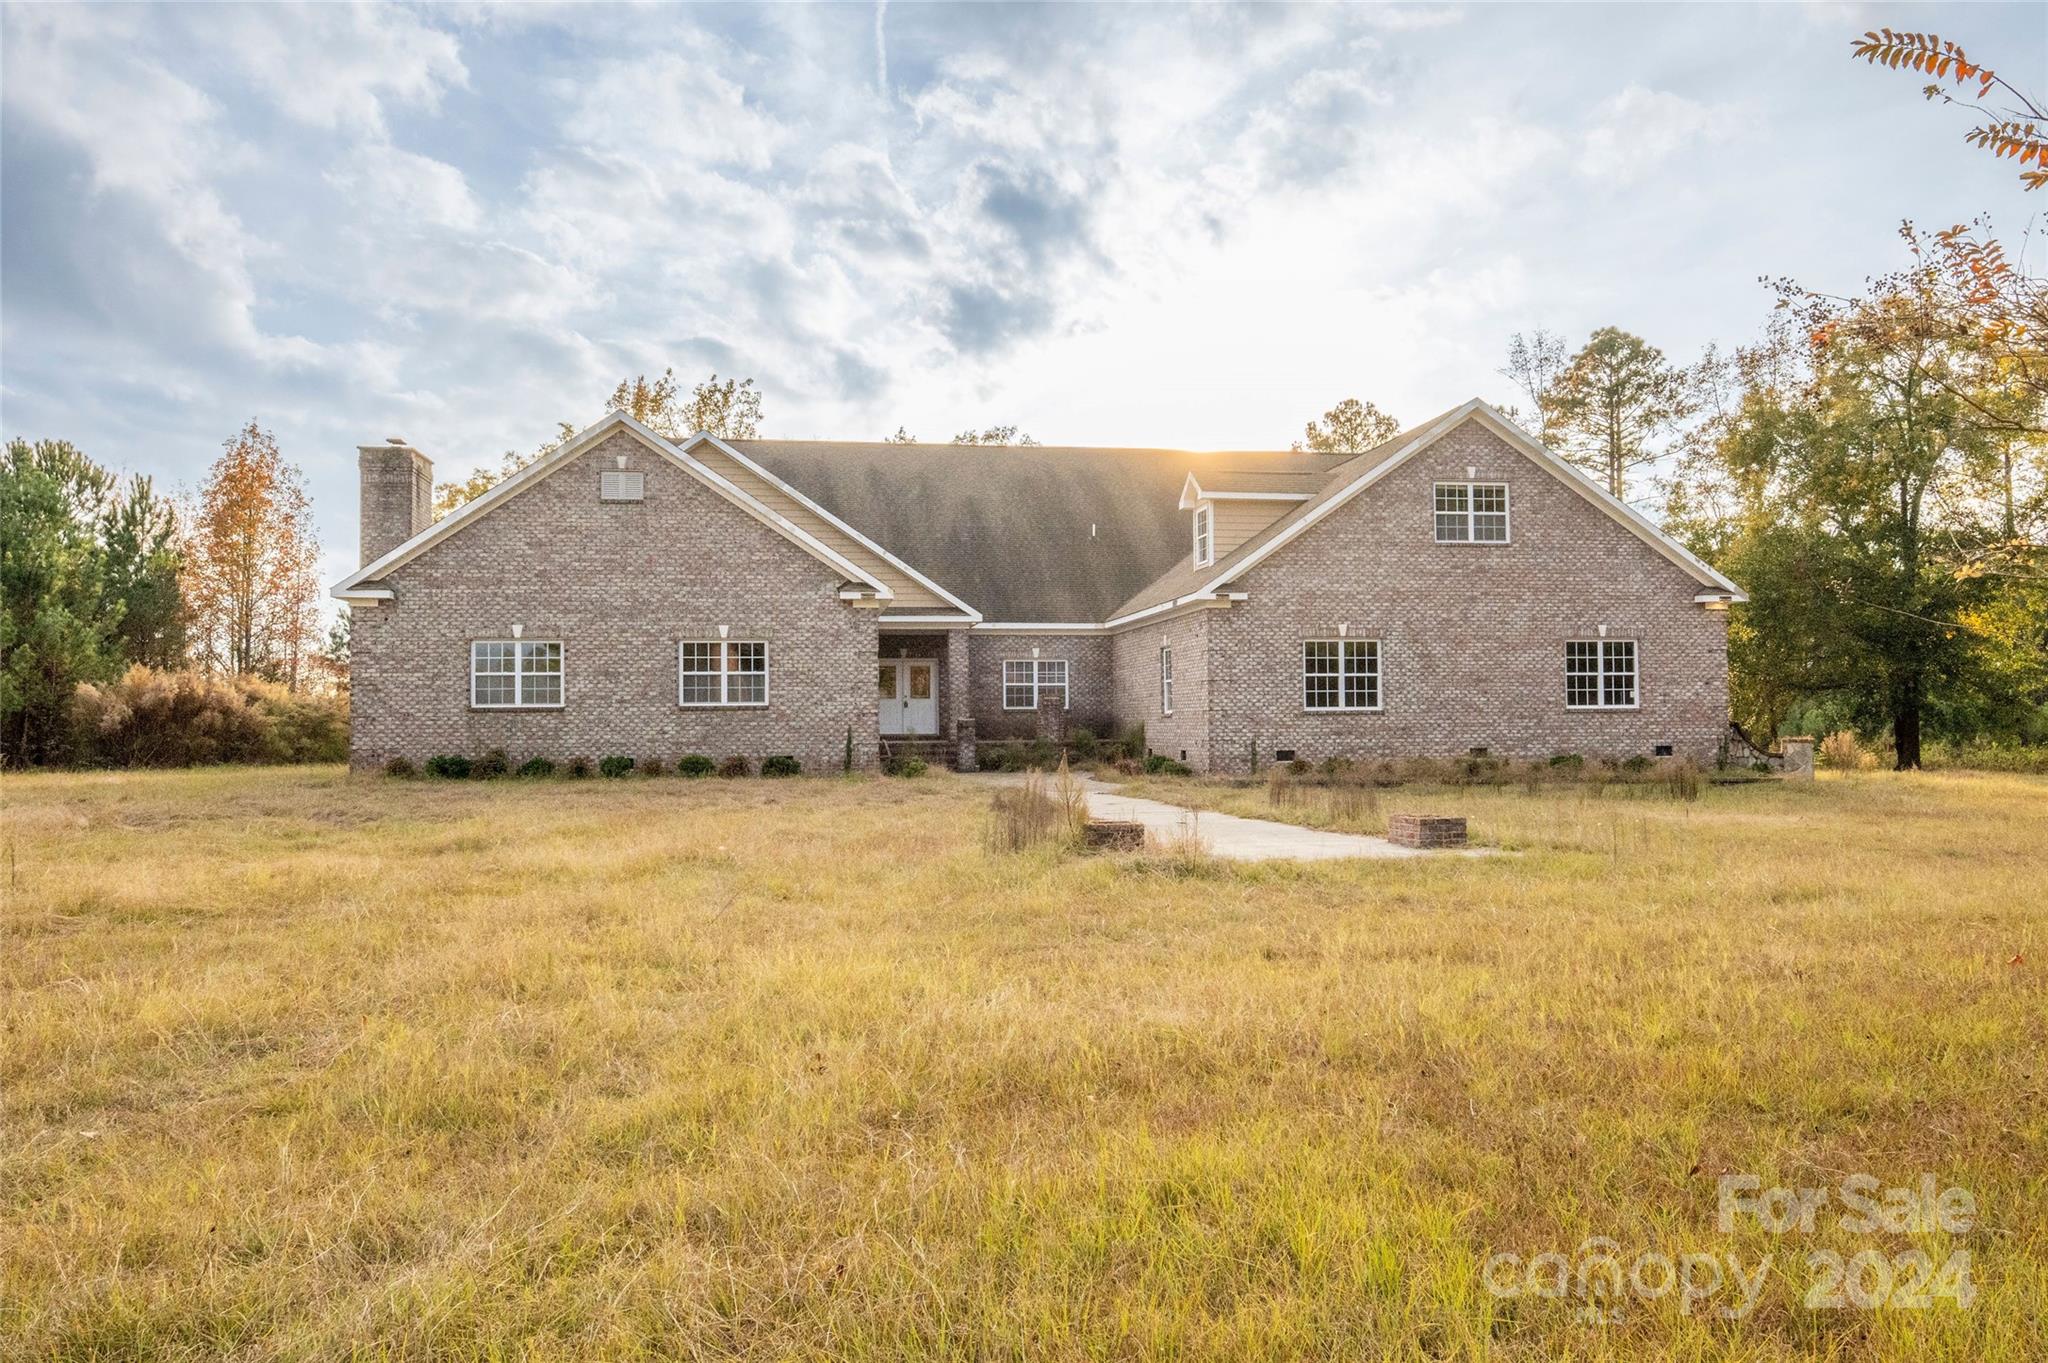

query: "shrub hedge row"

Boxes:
[399, 750, 809, 780]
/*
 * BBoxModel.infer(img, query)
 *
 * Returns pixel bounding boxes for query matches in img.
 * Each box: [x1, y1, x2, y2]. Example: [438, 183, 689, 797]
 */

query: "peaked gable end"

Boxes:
[333, 413, 894, 601]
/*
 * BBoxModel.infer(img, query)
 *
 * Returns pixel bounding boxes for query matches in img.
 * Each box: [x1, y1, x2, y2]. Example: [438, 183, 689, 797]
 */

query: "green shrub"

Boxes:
[761, 754, 802, 777]
[1069, 728, 1100, 760]
[1143, 753, 1192, 776]
[1923, 740, 2048, 773]
[844, 727, 854, 774]
[1620, 754, 1655, 776]
[982, 738, 1060, 772]
[676, 754, 715, 778]
[383, 756, 417, 779]
[516, 756, 555, 779]
[717, 755, 751, 778]
[888, 756, 928, 778]
[1549, 753, 1584, 771]
[566, 756, 594, 779]
[473, 748, 510, 779]
[425, 754, 472, 779]
[598, 755, 635, 779]
[639, 756, 665, 777]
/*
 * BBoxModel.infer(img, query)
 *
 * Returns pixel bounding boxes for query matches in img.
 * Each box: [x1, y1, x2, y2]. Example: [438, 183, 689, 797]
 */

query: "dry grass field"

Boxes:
[3, 765, 2044, 1361]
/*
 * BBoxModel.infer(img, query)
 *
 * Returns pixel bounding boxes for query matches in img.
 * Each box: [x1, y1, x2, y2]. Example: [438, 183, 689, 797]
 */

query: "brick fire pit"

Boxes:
[1083, 820, 1147, 852]
[1386, 813, 1468, 849]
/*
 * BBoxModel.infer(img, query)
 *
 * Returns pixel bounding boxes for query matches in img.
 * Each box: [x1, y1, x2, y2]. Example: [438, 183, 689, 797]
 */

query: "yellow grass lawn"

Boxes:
[2, 765, 2044, 1360]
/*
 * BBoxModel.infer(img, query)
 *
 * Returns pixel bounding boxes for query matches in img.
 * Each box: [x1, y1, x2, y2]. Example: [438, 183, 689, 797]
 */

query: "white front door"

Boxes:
[878, 658, 937, 736]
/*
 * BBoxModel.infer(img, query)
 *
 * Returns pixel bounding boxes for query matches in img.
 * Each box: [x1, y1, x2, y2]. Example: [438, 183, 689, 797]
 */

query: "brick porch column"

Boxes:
[945, 629, 974, 770]
[944, 630, 971, 732]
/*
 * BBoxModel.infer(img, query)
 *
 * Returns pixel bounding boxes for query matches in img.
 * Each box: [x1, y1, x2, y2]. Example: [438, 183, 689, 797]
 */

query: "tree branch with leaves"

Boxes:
[1852, 29, 2047, 189]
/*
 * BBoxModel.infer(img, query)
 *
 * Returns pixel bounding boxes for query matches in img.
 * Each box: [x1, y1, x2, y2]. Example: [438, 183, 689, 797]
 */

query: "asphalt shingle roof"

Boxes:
[733, 440, 1350, 621]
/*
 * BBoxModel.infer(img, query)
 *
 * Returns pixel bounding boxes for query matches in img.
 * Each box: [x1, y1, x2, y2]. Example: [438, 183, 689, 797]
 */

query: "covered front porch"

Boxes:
[876, 629, 973, 769]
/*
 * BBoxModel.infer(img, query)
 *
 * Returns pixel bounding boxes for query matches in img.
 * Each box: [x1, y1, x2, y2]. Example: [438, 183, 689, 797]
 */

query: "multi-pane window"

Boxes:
[679, 640, 768, 706]
[1160, 646, 1174, 715]
[470, 640, 563, 708]
[1192, 504, 1214, 566]
[1566, 639, 1637, 709]
[1002, 658, 1070, 710]
[1302, 639, 1380, 711]
[1434, 482, 1510, 543]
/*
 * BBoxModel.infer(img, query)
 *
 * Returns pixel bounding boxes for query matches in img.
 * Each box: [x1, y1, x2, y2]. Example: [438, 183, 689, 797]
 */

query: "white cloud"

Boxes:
[1578, 84, 1738, 182]
[326, 144, 482, 232]
[560, 50, 789, 174]
[211, 4, 467, 134]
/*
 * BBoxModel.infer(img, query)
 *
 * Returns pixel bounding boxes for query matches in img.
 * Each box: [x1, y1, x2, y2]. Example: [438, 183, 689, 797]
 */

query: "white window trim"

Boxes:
[1001, 658, 1071, 711]
[1301, 639, 1382, 712]
[1160, 645, 1174, 716]
[678, 639, 770, 708]
[1433, 481, 1511, 544]
[1192, 503, 1214, 567]
[470, 640, 565, 709]
[1565, 638, 1639, 710]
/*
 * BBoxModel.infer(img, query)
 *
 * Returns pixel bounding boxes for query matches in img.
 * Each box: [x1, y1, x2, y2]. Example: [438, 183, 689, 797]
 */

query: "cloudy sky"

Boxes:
[2, 2, 2041, 589]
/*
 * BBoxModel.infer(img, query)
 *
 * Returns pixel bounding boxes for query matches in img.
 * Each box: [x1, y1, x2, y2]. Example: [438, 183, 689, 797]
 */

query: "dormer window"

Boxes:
[1192, 503, 1214, 566]
[1434, 482, 1509, 543]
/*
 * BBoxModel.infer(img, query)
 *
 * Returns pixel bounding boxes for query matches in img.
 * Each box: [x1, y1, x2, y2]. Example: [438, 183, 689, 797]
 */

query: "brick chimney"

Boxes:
[357, 437, 433, 567]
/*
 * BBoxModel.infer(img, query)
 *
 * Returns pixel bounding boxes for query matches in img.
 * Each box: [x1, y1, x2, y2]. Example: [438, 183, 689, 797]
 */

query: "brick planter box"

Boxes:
[1083, 820, 1146, 852]
[1387, 813, 1467, 849]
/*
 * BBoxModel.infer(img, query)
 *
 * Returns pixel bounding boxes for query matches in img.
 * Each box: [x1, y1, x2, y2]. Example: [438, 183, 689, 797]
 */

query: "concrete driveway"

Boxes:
[973, 772, 1452, 862]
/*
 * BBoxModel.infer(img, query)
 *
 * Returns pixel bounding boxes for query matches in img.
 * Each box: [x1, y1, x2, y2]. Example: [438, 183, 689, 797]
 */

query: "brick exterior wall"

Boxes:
[966, 632, 1117, 739]
[350, 430, 881, 772]
[1200, 422, 1729, 773]
[1110, 611, 1212, 767]
[358, 443, 433, 566]
[350, 415, 1730, 776]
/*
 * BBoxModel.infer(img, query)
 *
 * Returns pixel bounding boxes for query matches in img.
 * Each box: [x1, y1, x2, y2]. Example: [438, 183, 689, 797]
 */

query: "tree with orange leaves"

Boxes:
[1852, 30, 2046, 190]
[182, 421, 323, 688]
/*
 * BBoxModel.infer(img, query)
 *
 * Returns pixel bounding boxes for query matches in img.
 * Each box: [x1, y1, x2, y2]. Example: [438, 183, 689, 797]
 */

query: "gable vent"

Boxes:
[600, 470, 645, 502]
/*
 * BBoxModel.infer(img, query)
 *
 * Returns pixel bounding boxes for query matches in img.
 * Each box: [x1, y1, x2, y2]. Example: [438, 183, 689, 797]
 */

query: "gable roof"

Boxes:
[733, 439, 1347, 621]
[681, 433, 982, 619]
[332, 411, 896, 602]
[1108, 400, 1746, 624]
[336, 403, 1744, 625]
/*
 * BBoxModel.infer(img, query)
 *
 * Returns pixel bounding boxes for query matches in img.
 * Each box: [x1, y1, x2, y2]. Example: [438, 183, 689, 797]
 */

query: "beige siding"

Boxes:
[1209, 499, 1296, 557]
[690, 442, 957, 611]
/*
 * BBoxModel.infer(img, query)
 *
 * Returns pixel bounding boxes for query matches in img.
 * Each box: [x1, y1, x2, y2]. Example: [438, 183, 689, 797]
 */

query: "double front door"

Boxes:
[878, 658, 937, 736]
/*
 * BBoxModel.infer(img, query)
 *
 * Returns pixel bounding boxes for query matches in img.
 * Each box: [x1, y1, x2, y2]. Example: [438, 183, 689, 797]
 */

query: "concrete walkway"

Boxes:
[975, 773, 1440, 862]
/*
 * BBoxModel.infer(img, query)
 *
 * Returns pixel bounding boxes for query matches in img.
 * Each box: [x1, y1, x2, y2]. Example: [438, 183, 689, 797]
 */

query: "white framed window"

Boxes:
[1002, 658, 1069, 710]
[1192, 503, 1214, 566]
[1566, 639, 1637, 709]
[1434, 482, 1510, 543]
[1303, 639, 1380, 711]
[679, 640, 768, 707]
[1160, 645, 1174, 716]
[600, 470, 645, 501]
[471, 640, 563, 708]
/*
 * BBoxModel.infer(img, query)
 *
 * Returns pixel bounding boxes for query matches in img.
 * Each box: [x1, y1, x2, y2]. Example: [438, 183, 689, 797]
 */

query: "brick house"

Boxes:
[334, 400, 1744, 773]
